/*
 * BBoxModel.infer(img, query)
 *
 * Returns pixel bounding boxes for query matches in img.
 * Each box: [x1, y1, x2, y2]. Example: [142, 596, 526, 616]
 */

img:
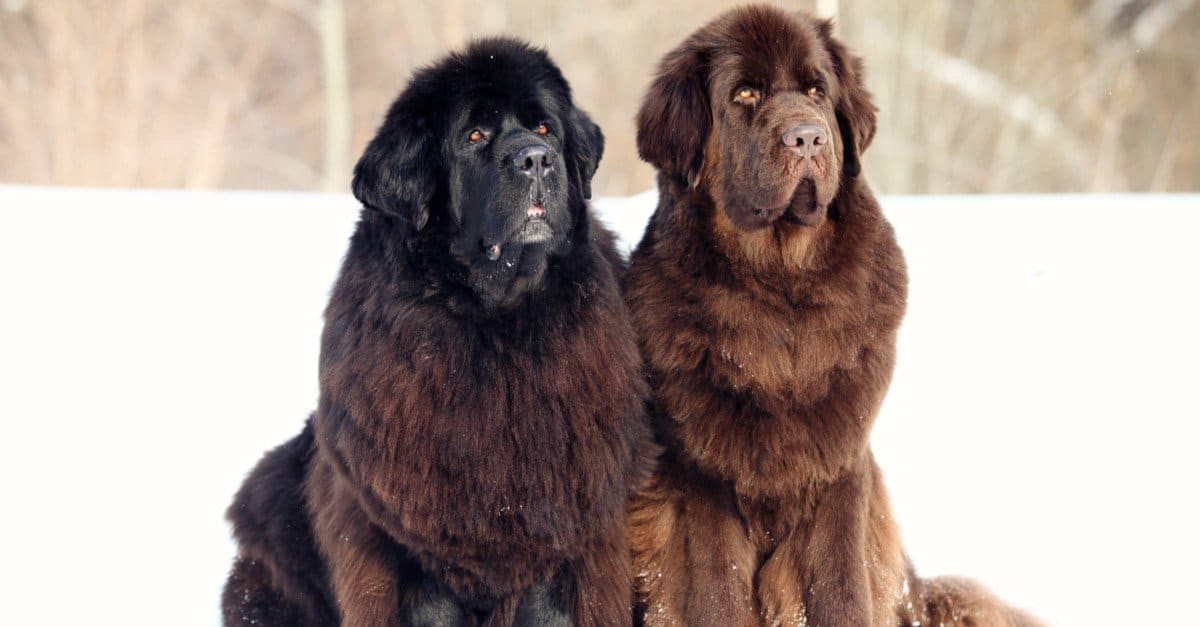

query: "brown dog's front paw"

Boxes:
[761, 601, 809, 627]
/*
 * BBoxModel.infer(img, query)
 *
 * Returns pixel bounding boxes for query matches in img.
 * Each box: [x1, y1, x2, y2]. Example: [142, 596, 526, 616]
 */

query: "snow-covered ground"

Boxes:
[1, 185, 1197, 625]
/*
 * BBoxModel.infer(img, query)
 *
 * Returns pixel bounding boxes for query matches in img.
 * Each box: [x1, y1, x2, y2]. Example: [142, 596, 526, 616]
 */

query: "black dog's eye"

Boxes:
[733, 86, 761, 106]
[467, 129, 486, 143]
[535, 122, 551, 136]
[807, 86, 825, 99]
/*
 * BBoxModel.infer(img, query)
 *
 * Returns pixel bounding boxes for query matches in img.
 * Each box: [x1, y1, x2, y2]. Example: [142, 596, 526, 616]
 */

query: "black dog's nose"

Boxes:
[783, 124, 826, 158]
[514, 144, 552, 179]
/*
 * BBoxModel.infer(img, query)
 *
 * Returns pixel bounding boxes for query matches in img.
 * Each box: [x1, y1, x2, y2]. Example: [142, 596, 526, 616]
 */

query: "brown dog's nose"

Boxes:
[782, 124, 826, 158]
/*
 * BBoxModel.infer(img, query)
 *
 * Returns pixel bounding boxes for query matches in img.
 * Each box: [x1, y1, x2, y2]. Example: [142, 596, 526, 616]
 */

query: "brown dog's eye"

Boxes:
[468, 129, 485, 143]
[733, 87, 760, 106]
[535, 123, 551, 136]
[807, 86, 825, 99]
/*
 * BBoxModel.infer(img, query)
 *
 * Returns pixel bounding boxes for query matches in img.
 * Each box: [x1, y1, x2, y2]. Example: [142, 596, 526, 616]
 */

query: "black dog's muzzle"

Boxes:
[511, 142, 554, 204]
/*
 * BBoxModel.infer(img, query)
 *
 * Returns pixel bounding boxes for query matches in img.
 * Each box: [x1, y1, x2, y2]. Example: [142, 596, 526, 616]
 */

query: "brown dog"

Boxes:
[625, 6, 1040, 627]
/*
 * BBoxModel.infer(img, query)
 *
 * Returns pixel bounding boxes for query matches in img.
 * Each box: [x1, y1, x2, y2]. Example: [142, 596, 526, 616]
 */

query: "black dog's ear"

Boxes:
[351, 95, 436, 229]
[818, 20, 877, 179]
[567, 107, 605, 200]
[636, 38, 710, 185]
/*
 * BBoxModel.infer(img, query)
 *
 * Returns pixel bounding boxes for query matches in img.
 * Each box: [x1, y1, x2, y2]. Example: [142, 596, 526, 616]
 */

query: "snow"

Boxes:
[1, 184, 1197, 625]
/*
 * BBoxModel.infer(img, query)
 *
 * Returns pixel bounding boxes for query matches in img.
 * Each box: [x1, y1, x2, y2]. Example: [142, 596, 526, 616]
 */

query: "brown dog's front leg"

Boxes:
[801, 470, 873, 627]
[631, 471, 757, 627]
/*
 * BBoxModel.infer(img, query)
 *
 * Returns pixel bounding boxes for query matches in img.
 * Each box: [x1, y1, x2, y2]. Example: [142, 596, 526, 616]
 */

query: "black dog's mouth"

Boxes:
[520, 202, 552, 243]
[480, 201, 558, 260]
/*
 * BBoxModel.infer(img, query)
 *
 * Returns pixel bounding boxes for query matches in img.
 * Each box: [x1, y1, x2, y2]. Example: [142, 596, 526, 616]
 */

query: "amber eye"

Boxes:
[733, 86, 760, 105]
[807, 86, 825, 99]
[535, 122, 551, 136]
[468, 129, 485, 143]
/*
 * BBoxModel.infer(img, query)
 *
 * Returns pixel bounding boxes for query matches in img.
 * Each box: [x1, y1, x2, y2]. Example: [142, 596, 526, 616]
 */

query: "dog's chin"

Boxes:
[482, 201, 563, 250]
[517, 218, 553, 244]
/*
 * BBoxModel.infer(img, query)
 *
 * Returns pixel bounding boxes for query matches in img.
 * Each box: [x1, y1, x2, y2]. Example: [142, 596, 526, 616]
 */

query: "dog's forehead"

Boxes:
[711, 10, 833, 90]
[441, 48, 570, 117]
[451, 78, 566, 127]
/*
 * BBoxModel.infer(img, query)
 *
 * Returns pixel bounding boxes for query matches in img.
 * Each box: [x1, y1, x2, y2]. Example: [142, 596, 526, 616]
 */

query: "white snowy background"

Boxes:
[1, 185, 1197, 625]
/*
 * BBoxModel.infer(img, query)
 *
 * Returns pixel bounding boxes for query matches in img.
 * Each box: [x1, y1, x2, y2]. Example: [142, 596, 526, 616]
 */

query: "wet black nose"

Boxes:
[514, 144, 552, 179]
[782, 124, 827, 158]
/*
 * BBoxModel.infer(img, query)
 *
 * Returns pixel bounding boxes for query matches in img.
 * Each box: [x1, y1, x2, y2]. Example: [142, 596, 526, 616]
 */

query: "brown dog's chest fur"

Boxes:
[626, 179, 910, 625]
[694, 265, 870, 414]
[628, 181, 906, 501]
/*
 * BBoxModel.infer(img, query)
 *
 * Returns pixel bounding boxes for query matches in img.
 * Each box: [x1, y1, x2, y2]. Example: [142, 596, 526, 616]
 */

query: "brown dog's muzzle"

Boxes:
[768, 95, 834, 170]
[713, 91, 841, 231]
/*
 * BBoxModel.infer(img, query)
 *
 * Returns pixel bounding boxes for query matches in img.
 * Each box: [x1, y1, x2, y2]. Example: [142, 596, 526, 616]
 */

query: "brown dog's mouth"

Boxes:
[751, 178, 825, 228]
[752, 206, 786, 221]
[781, 178, 825, 227]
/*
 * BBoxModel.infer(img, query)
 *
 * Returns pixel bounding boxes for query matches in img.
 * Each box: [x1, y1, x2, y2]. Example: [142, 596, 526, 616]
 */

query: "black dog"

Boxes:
[222, 38, 653, 627]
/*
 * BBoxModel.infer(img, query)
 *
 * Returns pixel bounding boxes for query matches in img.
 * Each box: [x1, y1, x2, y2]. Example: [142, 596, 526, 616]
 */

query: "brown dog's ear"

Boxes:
[819, 20, 877, 179]
[636, 39, 710, 184]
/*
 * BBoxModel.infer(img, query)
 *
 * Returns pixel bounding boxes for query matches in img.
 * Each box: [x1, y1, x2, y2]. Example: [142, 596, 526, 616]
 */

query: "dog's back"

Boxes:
[223, 419, 336, 626]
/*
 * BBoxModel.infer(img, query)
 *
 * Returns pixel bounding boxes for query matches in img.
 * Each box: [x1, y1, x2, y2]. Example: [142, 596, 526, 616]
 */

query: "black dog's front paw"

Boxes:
[513, 576, 572, 627]
[403, 580, 474, 627]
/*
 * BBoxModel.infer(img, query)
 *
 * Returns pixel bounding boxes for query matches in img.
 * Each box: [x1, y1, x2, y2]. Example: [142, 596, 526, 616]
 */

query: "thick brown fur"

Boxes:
[625, 6, 1041, 626]
[223, 38, 653, 626]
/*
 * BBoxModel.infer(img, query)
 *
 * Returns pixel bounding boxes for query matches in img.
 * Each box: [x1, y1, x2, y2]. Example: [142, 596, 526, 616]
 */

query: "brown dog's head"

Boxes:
[637, 6, 876, 231]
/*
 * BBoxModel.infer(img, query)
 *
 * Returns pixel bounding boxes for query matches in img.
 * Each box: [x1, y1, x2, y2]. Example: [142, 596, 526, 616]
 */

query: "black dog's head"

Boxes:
[352, 38, 604, 304]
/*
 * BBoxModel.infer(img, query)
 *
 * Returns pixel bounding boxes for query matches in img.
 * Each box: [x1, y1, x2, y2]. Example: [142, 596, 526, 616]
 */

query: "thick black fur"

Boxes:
[223, 422, 336, 627]
[222, 38, 651, 627]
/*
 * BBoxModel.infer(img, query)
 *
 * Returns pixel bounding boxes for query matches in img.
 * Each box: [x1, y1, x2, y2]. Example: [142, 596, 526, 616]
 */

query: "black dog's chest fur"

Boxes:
[314, 217, 647, 600]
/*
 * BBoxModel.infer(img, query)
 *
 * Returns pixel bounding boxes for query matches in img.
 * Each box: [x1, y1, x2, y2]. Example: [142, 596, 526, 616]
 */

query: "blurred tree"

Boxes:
[0, 0, 1196, 194]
